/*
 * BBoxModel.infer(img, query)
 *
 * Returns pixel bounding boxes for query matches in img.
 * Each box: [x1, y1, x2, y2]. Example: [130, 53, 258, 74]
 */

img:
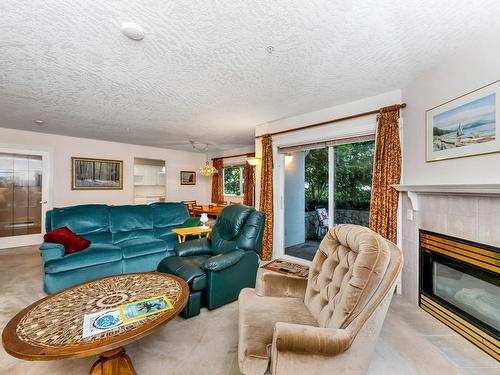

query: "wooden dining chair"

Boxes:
[192, 205, 203, 217]
[182, 200, 197, 216]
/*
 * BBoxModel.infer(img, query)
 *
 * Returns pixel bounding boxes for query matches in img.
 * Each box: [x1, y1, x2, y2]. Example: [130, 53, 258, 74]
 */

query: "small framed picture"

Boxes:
[426, 80, 499, 162]
[180, 171, 196, 185]
[72, 157, 123, 190]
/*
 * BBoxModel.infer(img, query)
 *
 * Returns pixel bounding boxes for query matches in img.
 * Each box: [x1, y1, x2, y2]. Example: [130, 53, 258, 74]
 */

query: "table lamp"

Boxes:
[200, 213, 209, 229]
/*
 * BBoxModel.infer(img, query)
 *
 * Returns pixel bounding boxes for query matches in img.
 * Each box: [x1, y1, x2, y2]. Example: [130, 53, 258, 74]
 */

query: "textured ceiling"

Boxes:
[1, 1, 499, 151]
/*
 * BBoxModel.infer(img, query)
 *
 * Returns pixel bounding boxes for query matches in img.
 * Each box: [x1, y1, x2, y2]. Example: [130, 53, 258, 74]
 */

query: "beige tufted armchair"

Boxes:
[238, 224, 403, 374]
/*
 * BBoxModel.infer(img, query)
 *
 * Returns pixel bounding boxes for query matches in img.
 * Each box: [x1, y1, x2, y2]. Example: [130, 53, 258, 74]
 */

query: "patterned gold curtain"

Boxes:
[369, 105, 402, 243]
[243, 162, 255, 206]
[259, 135, 273, 260]
[211, 158, 224, 204]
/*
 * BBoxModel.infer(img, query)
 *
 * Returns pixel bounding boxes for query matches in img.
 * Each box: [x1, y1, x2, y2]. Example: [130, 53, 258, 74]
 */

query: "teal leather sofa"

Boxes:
[158, 204, 265, 318]
[41, 202, 199, 294]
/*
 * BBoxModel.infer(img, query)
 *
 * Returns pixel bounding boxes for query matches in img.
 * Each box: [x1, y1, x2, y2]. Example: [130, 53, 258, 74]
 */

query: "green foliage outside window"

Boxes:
[304, 141, 374, 211]
[304, 148, 329, 209]
[223, 166, 243, 195]
[333, 140, 374, 210]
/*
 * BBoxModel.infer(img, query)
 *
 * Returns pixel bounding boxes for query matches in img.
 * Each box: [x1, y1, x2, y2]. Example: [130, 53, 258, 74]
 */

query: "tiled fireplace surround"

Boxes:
[400, 193, 500, 305]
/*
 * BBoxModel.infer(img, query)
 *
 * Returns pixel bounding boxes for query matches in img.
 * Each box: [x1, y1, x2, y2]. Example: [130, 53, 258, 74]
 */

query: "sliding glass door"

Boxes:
[283, 138, 374, 261]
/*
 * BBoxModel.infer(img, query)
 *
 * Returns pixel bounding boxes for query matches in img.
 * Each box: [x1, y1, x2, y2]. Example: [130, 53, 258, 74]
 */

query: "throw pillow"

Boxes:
[44, 226, 91, 254]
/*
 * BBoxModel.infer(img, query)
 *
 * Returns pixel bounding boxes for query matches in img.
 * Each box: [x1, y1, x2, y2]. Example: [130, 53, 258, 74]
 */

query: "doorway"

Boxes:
[0, 149, 51, 249]
[282, 138, 375, 262]
[133, 158, 167, 204]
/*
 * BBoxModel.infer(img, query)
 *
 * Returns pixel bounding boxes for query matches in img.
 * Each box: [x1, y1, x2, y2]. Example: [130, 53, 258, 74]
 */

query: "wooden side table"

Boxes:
[172, 226, 212, 243]
[2, 273, 188, 375]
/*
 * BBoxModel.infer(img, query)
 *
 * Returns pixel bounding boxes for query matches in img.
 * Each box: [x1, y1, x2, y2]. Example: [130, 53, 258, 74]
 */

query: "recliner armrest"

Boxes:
[39, 242, 65, 263]
[201, 250, 245, 271]
[273, 322, 351, 356]
[175, 237, 212, 256]
[256, 269, 308, 298]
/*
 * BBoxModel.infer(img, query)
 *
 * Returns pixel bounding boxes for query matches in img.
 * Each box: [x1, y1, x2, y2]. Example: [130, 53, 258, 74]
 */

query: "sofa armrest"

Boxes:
[39, 242, 65, 263]
[201, 250, 245, 272]
[181, 217, 201, 228]
[272, 322, 351, 356]
[175, 237, 212, 257]
[255, 268, 308, 299]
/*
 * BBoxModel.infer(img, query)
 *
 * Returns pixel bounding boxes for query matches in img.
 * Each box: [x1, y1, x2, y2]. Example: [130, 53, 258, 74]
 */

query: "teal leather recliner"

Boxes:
[157, 204, 265, 318]
[41, 202, 199, 294]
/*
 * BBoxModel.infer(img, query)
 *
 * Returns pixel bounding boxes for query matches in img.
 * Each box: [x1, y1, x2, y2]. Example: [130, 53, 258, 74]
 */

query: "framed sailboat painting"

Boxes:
[426, 80, 499, 162]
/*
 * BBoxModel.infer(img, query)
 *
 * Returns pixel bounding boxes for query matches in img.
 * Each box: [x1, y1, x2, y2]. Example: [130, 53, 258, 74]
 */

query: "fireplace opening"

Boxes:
[419, 230, 499, 360]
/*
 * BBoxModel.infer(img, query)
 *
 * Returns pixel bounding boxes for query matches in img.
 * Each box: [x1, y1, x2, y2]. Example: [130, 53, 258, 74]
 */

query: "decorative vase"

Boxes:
[200, 213, 209, 229]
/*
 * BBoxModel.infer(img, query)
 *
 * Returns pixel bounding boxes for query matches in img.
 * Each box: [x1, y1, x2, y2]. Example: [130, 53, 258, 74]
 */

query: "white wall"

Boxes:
[401, 38, 500, 185]
[0, 127, 211, 208]
[284, 152, 305, 247]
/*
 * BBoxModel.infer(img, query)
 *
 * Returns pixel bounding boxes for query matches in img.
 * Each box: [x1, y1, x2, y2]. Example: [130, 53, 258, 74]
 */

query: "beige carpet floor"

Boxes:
[0, 246, 498, 375]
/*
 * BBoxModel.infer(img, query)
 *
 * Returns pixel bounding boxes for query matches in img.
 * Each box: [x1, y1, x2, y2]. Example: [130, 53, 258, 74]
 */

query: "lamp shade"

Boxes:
[244, 156, 261, 166]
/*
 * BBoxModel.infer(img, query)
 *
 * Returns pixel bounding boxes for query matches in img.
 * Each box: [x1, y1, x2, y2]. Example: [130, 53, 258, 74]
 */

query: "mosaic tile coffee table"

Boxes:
[2, 272, 189, 375]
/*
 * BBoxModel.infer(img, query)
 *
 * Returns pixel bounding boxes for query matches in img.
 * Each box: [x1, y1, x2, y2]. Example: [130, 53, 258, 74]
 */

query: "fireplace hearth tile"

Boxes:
[419, 211, 448, 233]
[478, 197, 500, 216]
[478, 214, 500, 248]
[446, 214, 478, 241]
[427, 335, 500, 368]
[446, 196, 478, 217]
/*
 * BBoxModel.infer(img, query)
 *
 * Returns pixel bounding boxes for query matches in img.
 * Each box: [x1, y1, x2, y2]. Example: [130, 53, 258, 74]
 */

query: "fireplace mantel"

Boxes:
[392, 184, 500, 211]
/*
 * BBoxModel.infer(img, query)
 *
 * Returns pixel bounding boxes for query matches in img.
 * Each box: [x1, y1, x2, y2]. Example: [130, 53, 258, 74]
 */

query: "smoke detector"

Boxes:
[121, 22, 144, 41]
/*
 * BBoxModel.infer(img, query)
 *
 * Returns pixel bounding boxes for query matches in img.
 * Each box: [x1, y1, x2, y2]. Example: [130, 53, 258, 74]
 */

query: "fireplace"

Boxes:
[419, 230, 499, 360]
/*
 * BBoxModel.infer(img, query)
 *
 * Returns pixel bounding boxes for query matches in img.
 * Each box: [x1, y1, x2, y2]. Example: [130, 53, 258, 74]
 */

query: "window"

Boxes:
[223, 166, 244, 196]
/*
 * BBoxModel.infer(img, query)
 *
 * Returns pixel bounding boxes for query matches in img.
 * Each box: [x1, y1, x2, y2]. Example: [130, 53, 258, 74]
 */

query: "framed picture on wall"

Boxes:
[180, 171, 196, 185]
[72, 157, 123, 190]
[426, 80, 499, 162]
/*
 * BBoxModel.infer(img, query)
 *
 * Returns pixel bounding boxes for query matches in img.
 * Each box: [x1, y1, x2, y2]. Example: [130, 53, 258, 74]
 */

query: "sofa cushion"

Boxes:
[51, 204, 109, 235]
[154, 228, 177, 243]
[44, 244, 122, 274]
[44, 226, 91, 254]
[109, 205, 154, 243]
[82, 232, 112, 244]
[119, 238, 169, 259]
[157, 255, 210, 291]
[151, 202, 189, 228]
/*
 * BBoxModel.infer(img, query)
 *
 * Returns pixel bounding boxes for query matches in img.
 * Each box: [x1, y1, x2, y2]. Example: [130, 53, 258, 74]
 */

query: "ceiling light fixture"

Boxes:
[121, 22, 144, 41]
[34, 120, 45, 125]
[190, 141, 218, 177]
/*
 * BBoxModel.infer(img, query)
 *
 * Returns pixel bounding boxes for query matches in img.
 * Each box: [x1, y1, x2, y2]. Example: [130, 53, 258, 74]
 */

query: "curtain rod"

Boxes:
[211, 152, 255, 161]
[255, 103, 406, 139]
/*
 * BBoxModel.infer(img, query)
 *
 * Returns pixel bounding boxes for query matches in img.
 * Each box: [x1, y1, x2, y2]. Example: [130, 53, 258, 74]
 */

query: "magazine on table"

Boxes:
[82, 294, 173, 338]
